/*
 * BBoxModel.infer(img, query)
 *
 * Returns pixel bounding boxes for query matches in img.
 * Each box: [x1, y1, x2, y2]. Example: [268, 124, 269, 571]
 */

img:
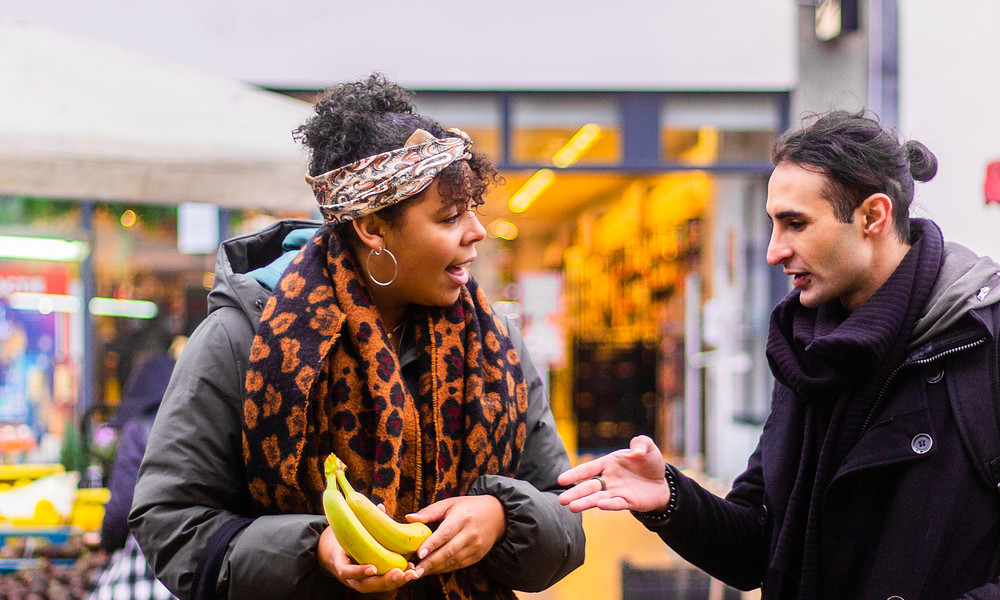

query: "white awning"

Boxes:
[0, 18, 316, 211]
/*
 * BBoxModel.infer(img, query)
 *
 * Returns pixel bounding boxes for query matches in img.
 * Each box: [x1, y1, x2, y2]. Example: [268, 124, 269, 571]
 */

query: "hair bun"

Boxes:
[905, 140, 938, 182]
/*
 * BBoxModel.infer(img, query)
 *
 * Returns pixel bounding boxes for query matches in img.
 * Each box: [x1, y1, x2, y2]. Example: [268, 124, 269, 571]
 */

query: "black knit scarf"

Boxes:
[764, 219, 943, 599]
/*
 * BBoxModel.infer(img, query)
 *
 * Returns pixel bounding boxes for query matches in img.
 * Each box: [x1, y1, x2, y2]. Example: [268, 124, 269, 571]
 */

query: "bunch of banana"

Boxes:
[323, 454, 432, 575]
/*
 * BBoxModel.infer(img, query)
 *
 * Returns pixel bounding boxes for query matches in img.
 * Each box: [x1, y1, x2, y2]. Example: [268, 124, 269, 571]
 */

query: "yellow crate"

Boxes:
[71, 488, 110, 531]
[0, 466, 109, 529]
[0, 463, 65, 485]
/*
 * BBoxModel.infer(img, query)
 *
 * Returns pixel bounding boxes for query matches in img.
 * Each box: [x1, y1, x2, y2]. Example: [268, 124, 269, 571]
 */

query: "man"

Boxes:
[559, 110, 1000, 599]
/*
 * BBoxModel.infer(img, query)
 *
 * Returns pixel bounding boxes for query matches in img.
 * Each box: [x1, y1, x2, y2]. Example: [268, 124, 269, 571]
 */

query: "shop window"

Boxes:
[0, 199, 84, 464]
[411, 93, 502, 162]
[562, 173, 708, 454]
[509, 94, 620, 167]
[0, 198, 81, 229]
[573, 341, 657, 452]
[661, 95, 780, 165]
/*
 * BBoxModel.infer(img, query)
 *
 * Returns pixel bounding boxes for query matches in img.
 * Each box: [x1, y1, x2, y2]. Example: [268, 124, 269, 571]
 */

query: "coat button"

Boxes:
[758, 504, 768, 525]
[887, 596, 904, 600]
[925, 368, 943, 383]
[911, 433, 933, 454]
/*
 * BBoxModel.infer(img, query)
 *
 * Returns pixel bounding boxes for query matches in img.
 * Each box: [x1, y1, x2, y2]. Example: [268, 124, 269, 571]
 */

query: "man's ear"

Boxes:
[351, 215, 385, 250]
[859, 193, 894, 236]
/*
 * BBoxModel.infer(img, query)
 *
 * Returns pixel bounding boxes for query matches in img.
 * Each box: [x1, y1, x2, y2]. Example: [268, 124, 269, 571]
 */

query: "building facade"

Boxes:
[2, 0, 998, 480]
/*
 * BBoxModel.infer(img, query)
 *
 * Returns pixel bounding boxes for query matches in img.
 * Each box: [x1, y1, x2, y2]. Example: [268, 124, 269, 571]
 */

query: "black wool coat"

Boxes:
[651, 302, 1000, 600]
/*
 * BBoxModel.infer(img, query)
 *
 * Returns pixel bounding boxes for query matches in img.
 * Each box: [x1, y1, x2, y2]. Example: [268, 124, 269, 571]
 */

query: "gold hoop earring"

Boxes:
[366, 246, 398, 286]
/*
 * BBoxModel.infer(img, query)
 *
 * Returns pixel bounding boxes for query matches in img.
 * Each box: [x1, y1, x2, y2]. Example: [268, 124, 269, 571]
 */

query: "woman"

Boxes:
[129, 74, 584, 600]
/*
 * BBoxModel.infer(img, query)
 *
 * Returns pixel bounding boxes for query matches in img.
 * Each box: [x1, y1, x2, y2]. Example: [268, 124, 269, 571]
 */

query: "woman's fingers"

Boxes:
[317, 527, 418, 592]
[413, 496, 505, 576]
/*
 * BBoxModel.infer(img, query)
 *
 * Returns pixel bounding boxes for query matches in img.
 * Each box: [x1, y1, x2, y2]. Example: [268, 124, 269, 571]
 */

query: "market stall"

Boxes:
[0, 18, 314, 209]
[0, 18, 316, 595]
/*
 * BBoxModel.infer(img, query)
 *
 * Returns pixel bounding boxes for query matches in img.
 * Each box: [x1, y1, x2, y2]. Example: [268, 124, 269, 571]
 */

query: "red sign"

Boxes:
[986, 159, 1000, 205]
[0, 263, 69, 299]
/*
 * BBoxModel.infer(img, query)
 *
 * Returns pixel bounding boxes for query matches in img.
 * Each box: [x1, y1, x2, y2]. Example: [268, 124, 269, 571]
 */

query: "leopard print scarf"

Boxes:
[242, 226, 527, 600]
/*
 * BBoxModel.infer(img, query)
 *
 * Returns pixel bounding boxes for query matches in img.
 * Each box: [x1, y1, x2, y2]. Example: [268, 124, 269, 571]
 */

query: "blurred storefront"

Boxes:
[19, 0, 999, 497]
[0, 16, 314, 471]
[2, 87, 786, 478]
[398, 90, 788, 470]
[1, 3, 800, 481]
[0, 199, 313, 466]
[7, 3, 1000, 597]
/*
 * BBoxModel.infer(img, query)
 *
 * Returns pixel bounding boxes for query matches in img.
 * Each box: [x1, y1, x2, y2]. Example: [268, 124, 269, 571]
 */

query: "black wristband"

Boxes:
[630, 463, 679, 526]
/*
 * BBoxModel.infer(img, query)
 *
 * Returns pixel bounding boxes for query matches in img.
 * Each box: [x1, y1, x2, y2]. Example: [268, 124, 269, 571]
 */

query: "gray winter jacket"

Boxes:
[129, 220, 585, 599]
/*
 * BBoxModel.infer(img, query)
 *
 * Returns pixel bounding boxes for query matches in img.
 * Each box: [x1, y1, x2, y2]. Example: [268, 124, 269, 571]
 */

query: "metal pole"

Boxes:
[684, 272, 702, 464]
[218, 207, 231, 244]
[499, 93, 512, 166]
[868, 0, 899, 126]
[80, 201, 95, 416]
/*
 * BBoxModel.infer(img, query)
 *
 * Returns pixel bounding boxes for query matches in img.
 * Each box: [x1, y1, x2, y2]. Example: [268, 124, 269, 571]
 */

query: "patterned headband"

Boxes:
[305, 128, 473, 224]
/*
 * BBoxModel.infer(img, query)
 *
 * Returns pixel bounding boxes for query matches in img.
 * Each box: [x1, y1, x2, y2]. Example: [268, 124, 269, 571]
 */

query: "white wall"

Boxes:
[0, 0, 796, 91]
[899, 1, 1000, 259]
[791, 4, 868, 121]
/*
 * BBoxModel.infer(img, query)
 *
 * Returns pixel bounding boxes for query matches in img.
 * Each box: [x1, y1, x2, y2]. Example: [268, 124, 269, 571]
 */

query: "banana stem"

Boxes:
[324, 454, 346, 482]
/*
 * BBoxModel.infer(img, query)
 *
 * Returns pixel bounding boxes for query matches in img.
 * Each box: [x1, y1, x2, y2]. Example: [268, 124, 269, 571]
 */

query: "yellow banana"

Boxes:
[334, 464, 432, 556]
[323, 455, 408, 575]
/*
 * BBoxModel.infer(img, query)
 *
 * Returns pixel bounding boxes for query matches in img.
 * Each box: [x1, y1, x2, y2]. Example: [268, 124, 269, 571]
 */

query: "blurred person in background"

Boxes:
[130, 74, 584, 600]
[89, 329, 180, 600]
[99, 327, 176, 552]
[559, 110, 1000, 600]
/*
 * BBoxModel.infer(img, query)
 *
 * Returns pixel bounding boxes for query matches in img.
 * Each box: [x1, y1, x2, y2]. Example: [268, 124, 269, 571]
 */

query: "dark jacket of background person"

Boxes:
[644, 233, 1000, 599]
[100, 351, 176, 552]
[128, 220, 585, 600]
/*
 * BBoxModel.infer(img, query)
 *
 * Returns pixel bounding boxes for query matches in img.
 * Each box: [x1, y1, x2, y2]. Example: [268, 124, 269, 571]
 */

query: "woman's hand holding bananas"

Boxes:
[318, 526, 420, 593]
[319, 455, 425, 592]
[319, 454, 506, 590]
[405, 494, 507, 578]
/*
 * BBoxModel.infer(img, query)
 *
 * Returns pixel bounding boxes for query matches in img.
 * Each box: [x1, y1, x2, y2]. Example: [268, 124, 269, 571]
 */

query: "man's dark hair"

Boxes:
[771, 109, 938, 242]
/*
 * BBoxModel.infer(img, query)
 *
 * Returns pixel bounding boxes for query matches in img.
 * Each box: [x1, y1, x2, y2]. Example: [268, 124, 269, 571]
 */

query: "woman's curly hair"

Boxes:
[292, 73, 501, 230]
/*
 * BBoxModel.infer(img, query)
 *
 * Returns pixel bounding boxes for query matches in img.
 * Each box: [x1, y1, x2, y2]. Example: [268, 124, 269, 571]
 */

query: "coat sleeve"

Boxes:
[100, 417, 152, 552]
[128, 308, 335, 600]
[466, 315, 586, 592]
[642, 443, 769, 591]
[958, 582, 1000, 599]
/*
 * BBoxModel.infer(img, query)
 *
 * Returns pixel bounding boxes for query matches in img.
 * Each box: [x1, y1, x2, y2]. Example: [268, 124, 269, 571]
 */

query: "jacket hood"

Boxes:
[207, 219, 323, 324]
[910, 241, 1000, 349]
